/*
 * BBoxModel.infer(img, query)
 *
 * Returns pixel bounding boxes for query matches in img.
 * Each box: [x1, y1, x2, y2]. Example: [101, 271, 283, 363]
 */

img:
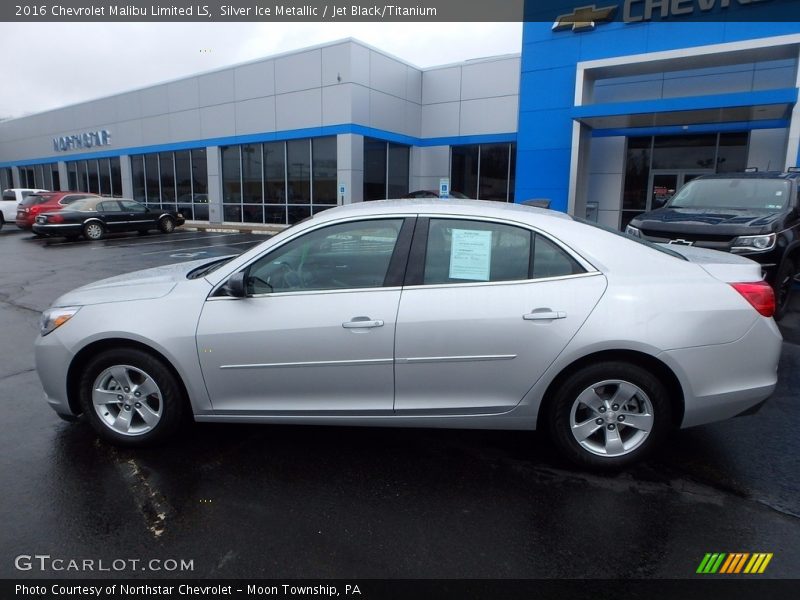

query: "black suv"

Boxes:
[625, 172, 800, 319]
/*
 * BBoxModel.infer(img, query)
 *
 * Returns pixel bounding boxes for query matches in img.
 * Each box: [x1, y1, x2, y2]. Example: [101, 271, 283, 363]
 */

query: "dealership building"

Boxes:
[2, 15, 800, 229]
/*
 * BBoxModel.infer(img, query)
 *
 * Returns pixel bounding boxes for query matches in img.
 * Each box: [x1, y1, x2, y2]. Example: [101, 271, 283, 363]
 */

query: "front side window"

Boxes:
[120, 200, 147, 213]
[423, 219, 585, 285]
[246, 219, 404, 294]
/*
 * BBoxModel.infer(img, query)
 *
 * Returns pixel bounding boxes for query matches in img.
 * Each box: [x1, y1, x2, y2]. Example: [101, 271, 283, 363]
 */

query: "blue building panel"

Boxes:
[516, 16, 800, 209]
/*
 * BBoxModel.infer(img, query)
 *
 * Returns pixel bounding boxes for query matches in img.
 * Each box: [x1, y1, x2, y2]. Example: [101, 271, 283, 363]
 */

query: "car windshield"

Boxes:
[668, 178, 791, 211]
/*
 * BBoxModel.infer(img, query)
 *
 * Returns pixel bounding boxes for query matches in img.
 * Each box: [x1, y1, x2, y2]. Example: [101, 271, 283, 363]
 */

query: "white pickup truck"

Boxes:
[1, 188, 48, 230]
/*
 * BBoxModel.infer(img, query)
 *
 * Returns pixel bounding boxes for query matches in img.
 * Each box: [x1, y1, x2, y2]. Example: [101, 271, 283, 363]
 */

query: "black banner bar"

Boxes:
[2, 0, 800, 22]
[4, 579, 800, 600]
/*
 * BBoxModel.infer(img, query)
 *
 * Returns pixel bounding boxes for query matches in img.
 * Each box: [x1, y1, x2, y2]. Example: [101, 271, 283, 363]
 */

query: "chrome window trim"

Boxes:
[401, 270, 603, 292]
[207, 285, 404, 301]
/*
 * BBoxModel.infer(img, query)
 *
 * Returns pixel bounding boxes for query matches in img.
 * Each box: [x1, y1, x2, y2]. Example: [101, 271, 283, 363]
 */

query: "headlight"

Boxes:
[177, 213, 184, 218]
[40, 306, 81, 337]
[731, 233, 776, 252]
[625, 224, 641, 238]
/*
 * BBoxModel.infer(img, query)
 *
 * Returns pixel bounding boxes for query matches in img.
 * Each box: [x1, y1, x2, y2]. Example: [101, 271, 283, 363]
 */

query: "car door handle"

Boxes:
[523, 309, 566, 321]
[342, 317, 384, 329]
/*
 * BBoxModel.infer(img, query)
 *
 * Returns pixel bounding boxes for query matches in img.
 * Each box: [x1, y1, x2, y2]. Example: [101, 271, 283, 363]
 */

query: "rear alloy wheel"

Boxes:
[79, 348, 185, 446]
[83, 221, 104, 241]
[158, 216, 175, 234]
[548, 361, 672, 469]
[773, 258, 796, 321]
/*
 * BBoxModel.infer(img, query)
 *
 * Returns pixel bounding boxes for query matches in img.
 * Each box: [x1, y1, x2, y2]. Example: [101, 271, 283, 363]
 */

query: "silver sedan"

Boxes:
[35, 200, 782, 468]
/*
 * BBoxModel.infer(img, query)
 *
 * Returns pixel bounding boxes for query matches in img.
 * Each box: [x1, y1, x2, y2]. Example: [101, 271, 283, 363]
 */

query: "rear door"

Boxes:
[97, 200, 126, 232]
[394, 217, 607, 414]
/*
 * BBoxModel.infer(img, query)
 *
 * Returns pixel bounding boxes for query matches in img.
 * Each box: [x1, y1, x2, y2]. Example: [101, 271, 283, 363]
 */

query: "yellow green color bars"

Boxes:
[697, 553, 773, 574]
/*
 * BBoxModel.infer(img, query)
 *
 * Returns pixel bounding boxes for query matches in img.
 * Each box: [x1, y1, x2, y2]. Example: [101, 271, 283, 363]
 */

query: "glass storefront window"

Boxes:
[144, 154, 160, 205]
[363, 138, 409, 200]
[110, 158, 121, 197]
[98, 159, 111, 196]
[131, 156, 146, 203]
[241, 144, 263, 204]
[387, 143, 409, 199]
[312, 137, 337, 206]
[478, 144, 510, 201]
[287, 139, 311, 204]
[264, 142, 285, 203]
[159, 152, 176, 207]
[451, 145, 479, 198]
[364, 138, 387, 201]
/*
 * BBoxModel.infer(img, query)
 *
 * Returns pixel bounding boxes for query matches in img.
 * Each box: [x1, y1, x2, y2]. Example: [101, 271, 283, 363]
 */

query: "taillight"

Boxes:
[730, 281, 775, 318]
[48, 214, 64, 224]
[30, 205, 43, 215]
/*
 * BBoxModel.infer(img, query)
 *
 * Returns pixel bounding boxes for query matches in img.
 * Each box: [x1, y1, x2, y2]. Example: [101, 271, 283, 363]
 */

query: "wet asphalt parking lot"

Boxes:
[0, 224, 799, 580]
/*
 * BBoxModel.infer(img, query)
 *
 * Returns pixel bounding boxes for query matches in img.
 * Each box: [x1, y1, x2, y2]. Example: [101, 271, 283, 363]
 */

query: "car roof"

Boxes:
[312, 198, 573, 225]
[696, 171, 800, 181]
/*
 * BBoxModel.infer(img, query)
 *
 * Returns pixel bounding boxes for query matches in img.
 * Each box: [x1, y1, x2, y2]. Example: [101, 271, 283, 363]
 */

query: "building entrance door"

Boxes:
[647, 170, 712, 210]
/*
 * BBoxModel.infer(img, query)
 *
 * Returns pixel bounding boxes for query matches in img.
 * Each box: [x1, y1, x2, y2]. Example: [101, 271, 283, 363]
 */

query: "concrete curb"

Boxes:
[182, 221, 286, 235]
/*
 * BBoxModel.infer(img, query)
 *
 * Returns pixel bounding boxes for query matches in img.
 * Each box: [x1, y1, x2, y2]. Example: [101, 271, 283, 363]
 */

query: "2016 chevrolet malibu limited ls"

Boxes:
[35, 200, 782, 468]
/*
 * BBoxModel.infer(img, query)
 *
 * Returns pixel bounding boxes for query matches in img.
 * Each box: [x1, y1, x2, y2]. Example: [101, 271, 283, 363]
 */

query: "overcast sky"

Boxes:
[0, 22, 522, 119]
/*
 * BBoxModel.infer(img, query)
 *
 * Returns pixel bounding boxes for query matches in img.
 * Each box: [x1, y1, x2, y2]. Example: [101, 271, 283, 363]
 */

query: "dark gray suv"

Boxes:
[626, 172, 800, 319]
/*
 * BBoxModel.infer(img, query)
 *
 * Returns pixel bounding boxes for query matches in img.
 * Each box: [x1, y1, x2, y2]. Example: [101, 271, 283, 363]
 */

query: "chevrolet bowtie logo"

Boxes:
[552, 4, 618, 32]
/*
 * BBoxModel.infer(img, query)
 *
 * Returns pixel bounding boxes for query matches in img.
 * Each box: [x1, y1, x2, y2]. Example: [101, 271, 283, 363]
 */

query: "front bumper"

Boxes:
[35, 331, 77, 417]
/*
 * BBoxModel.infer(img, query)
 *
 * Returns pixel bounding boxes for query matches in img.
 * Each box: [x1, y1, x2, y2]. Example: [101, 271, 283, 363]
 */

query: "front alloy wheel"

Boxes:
[91, 365, 163, 436]
[79, 348, 185, 445]
[159, 216, 175, 233]
[549, 361, 672, 469]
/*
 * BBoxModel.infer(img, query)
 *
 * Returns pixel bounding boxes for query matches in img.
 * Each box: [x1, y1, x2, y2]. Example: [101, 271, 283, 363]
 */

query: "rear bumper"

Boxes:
[32, 223, 82, 236]
[666, 316, 782, 428]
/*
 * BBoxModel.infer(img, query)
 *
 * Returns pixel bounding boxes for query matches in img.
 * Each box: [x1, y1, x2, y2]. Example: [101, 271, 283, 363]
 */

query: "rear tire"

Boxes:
[773, 258, 796, 321]
[83, 221, 104, 241]
[158, 216, 175, 234]
[78, 348, 186, 446]
[0, 215, 4, 231]
[548, 361, 673, 469]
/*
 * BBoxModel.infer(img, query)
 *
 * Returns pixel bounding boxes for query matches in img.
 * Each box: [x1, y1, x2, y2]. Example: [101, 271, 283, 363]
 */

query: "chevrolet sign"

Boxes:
[554, 0, 773, 31]
[53, 130, 111, 152]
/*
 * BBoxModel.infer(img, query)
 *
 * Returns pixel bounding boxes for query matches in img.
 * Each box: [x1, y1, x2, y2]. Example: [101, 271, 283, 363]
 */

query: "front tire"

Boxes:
[78, 348, 186, 446]
[773, 258, 796, 321]
[548, 361, 673, 469]
[83, 221, 105, 241]
[158, 216, 175, 233]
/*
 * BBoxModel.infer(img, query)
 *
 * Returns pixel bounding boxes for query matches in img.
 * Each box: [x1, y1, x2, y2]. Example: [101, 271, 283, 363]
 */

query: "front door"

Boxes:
[647, 170, 712, 211]
[196, 217, 411, 415]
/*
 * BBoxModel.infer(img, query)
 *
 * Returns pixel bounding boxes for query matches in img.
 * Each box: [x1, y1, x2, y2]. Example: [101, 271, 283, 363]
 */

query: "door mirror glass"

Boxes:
[222, 272, 247, 298]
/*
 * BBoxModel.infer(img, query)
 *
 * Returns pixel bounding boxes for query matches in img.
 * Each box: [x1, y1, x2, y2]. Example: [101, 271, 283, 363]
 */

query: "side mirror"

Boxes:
[222, 272, 247, 298]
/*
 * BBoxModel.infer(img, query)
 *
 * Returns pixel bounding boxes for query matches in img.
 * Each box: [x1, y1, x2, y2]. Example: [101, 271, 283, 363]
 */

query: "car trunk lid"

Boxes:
[656, 244, 764, 283]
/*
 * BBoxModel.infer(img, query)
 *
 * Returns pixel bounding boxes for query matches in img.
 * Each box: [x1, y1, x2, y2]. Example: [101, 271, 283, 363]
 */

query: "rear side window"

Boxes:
[98, 201, 122, 212]
[422, 219, 585, 285]
[2, 191, 15, 201]
[532, 235, 584, 279]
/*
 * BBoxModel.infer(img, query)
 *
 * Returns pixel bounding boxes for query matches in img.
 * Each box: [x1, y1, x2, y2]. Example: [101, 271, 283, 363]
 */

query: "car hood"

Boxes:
[634, 207, 782, 229]
[52, 258, 216, 307]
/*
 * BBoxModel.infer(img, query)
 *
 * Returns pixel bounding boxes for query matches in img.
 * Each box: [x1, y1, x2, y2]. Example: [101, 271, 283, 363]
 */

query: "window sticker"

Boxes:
[449, 229, 492, 281]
